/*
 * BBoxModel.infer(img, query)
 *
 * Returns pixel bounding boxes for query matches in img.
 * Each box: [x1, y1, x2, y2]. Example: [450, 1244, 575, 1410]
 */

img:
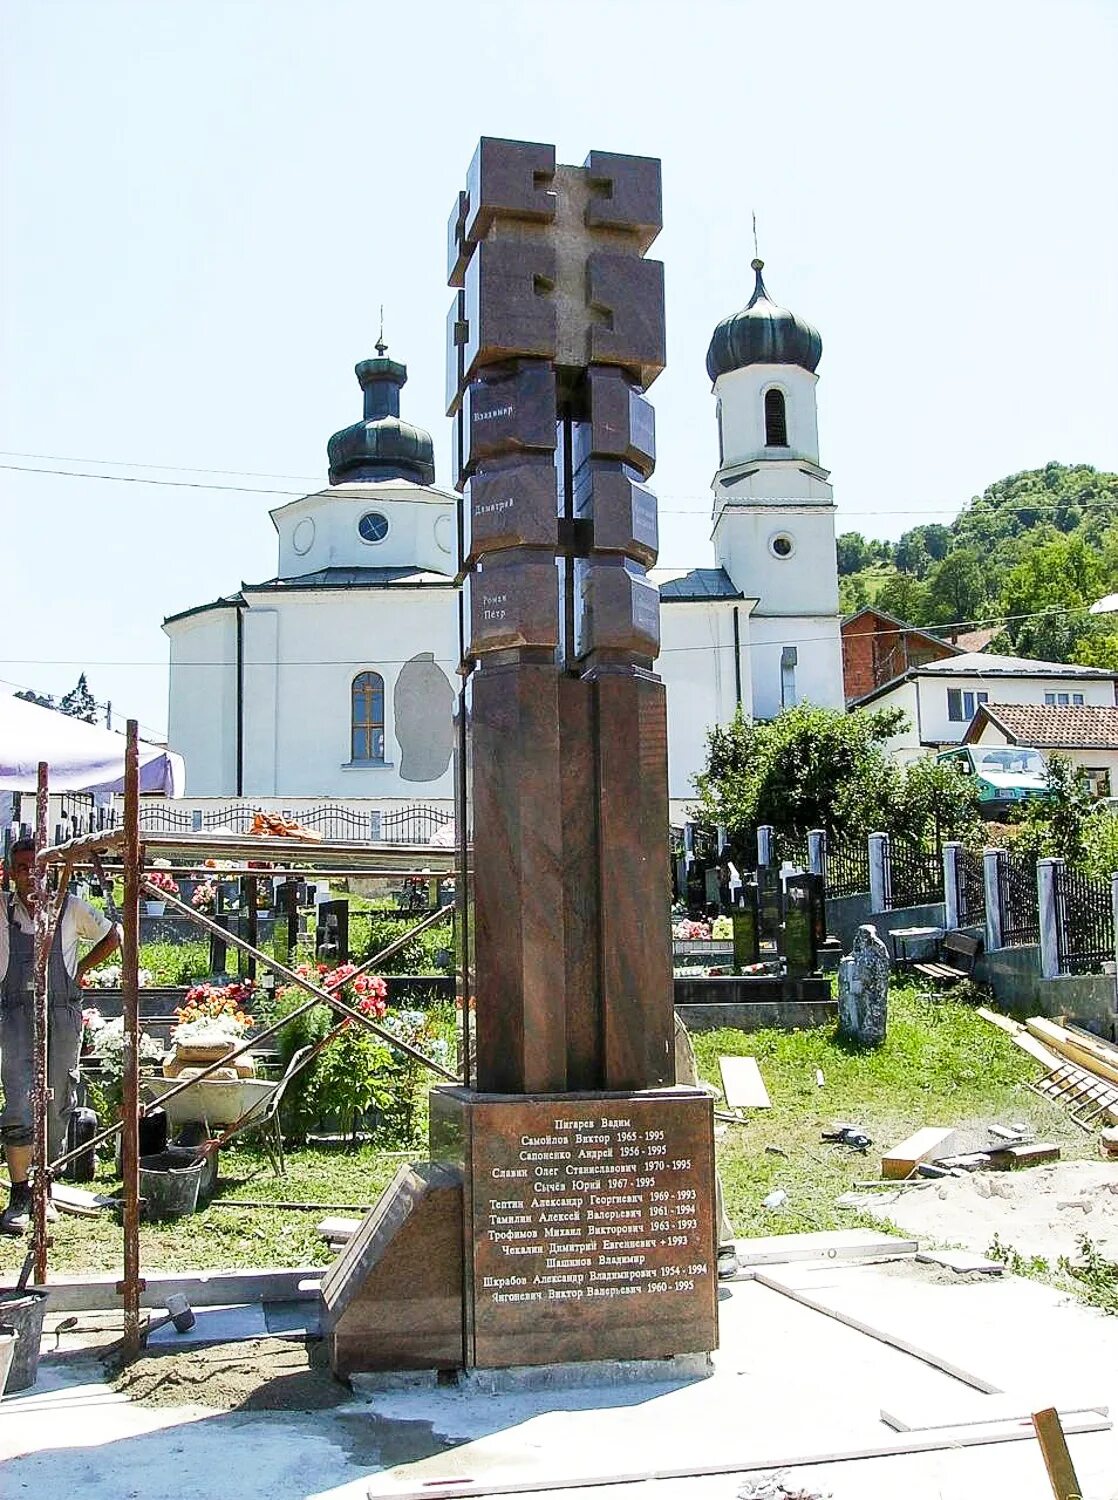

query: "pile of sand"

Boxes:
[860, 1159, 1118, 1265]
[109, 1336, 351, 1410]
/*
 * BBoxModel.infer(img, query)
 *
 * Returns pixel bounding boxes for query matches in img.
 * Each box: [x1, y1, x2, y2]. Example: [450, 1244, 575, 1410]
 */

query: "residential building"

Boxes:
[840, 606, 958, 703]
[848, 651, 1118, 762]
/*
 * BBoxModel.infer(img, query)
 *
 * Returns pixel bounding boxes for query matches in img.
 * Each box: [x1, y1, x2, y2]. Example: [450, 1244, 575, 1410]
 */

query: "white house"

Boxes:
[963, 702, 1118, 797]
[849, 651, 1118, 762]
[165, 262, 844, 819]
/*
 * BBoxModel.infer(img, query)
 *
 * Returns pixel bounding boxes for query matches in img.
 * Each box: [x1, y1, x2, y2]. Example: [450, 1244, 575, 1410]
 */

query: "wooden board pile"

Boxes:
[977, 1007, 1118, 1140]
[879, 1125, 1060, 1181]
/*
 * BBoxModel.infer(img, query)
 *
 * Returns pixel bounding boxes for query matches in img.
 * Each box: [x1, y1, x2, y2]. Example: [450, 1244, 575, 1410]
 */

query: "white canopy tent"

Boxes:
[0, 692, 184, 795]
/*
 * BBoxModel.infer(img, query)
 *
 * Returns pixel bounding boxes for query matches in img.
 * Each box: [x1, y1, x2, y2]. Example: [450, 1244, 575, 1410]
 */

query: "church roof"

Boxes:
[655, 567, 742, 601]
[244, 566, 455, 591]
[326, 343, 436, 486]
[706, 260, 822, 382]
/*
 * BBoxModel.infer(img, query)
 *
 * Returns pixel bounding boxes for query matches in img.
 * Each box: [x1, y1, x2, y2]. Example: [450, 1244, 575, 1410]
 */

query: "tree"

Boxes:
[1015, 756, 1096, 865]
[14, 688, 55, 710]
[921, 549, 989, 629]
[836, 532, 872, 576]
[889, 756, 981, 849]
[999, 533, 1106, 662]
[874, 572, 929, 624]
[58, 673, 98, 723]
[694, 703, 906, 849]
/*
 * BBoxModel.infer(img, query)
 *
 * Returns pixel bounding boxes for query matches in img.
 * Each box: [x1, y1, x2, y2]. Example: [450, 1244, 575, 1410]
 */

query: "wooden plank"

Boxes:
[881, 1127, 957, 1180]
[1032, 1406, 1085, 1500]
[987, 1142, 1060, 1170]
[734, 1229, 918, 1267]
[1027, 1017, 1118, 1086]
[318, 1215, 362, 1245]
[975, 1006, 1066, 1069]
[366, 1414, 1114, 1498]
[718, 1055, 771, 1109]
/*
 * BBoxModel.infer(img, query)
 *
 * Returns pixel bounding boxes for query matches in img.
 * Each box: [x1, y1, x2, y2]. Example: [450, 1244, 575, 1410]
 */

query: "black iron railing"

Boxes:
[883, 840, 943, 911]
[956, 846, 986, 925]
[1056, 865, 1113, 975]
[997, 851, 1039, 946]
[824, 836, 871, 899]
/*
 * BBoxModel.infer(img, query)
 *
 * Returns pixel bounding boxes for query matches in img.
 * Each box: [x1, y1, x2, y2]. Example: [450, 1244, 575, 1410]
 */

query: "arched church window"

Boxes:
[764, 388, 788, 447]
[351, 671, 385, 763]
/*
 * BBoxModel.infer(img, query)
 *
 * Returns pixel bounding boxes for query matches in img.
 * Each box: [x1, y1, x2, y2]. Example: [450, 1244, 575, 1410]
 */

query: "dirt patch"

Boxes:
[109, 1336, 352, 1410]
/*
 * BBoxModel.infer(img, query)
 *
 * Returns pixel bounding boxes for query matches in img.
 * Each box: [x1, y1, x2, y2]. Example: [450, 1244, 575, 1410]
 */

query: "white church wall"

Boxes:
[713, 507, 840, 620]
[716, 363, 820, 468]
[659, 601, 751, 802]
[242, 608, 279, 794]
[272, 483, 457, 580]
[251, 587, 459, 797]
[166, 609, 237, 795]
[747, 615, 844, 721]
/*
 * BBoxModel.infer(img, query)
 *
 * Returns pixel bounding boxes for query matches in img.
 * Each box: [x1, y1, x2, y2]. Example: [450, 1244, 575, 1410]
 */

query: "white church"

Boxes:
[164, 259, 843, 821]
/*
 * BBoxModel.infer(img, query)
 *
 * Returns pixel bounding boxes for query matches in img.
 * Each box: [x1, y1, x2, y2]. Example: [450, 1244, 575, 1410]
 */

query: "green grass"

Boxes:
[0, 984, 1089, 1277]
[690, 984, 1089, 1239]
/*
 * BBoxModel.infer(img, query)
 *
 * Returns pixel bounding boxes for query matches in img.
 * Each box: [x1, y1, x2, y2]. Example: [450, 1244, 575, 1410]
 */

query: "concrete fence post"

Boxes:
[983, 848, 1004, 953]
[1037, 856, 1063, 980]
[807, 829, 826, 879]
[868, 832, 889, 914]
[1110, 872, 1118, 1023]
[943, 841, 963, 931]
[757, 825, 774, 869]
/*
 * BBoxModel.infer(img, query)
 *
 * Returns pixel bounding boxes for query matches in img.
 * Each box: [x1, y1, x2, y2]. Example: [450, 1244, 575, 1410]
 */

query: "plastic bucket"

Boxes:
[0, 1289, 50, 1393]
[139, 1148, 205, 1220]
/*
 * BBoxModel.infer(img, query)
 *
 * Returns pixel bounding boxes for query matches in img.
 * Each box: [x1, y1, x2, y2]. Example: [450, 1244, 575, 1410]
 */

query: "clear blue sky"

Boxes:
[2, 0, 1115, 740]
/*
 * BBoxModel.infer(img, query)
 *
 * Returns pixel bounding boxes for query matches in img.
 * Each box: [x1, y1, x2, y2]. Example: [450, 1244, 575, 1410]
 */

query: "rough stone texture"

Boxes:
[837, 923, 891, 1046]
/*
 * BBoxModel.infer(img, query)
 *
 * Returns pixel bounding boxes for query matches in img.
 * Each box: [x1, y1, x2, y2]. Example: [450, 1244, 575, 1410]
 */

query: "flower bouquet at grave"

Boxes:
[711, 914, 733, 941]
[165, 980, 261, 1076]
[81, 963, 155, 990]
[93, 1017, 167, 1113]
[81, 1005, 106, 1055]
[672, 918, 712, 942]
[142, 869, 180, 915]
[191, 880, 217, 914]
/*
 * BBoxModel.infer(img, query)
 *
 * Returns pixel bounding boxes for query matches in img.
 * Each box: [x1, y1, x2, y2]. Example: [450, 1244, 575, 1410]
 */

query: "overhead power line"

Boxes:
[2, 458, 1116, 520]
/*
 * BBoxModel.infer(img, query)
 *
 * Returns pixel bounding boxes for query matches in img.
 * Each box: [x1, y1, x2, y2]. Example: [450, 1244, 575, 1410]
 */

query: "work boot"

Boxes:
[0, 1182, 31, 1237]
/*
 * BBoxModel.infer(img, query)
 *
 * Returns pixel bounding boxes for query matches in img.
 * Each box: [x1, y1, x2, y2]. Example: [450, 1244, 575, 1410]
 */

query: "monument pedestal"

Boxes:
[430, 1085, 718, 1369]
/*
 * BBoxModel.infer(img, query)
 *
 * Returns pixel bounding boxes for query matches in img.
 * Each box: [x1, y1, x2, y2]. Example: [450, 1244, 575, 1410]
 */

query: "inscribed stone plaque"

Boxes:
[468, 558, 561, 655]
[783, 876, 817, 978]
[460, 362, 558, 482]
[757, 867, 782, 954]
[575, 560, 660, 659]
[573, 467, 658, 569]
[464, 461, 559, 564]
[431, 1088, 717, 1368]
[732, 897, 759, 968]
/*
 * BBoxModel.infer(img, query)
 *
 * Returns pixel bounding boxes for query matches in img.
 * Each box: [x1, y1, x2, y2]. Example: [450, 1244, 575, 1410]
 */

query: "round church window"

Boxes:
[769, 532, 795, 558]
[434, 513, 454, 555]
[292, 516, 315, 555]
[358, 511, 390, 544]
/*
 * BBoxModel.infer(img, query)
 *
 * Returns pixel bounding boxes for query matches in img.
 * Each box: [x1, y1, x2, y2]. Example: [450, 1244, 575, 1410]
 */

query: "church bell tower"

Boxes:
[706, 259, 842, 718]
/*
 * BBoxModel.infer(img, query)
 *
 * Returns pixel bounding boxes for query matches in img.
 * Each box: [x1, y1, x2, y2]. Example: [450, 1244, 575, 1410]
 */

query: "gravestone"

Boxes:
[732, 889, 760, 969]
[315, 899, 349, 963]
[323, 137, 717, 1377]
[782, 875, 818, 979]
[757, 867, 783, 955]
[837, 923, 891, 1046]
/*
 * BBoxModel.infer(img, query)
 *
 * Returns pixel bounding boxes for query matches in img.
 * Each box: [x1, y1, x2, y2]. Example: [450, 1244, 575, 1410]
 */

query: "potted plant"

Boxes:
[143, 869, 180, 917]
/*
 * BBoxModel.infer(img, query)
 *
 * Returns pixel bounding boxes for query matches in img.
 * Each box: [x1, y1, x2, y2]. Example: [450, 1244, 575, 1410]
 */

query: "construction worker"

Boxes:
[1, 837, 120, 1234]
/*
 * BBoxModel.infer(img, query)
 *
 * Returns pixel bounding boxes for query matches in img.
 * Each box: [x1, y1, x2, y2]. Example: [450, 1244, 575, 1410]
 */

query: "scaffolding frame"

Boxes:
[23, 721, 460, 1356]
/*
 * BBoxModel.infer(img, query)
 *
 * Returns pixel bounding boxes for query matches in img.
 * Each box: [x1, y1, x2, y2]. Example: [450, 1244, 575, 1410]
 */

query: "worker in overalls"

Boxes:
[1, 837, 120, 1234]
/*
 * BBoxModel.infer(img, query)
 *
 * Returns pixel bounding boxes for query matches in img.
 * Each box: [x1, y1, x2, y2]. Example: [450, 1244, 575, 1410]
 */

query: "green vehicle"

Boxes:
[935, 745, 1049, 819]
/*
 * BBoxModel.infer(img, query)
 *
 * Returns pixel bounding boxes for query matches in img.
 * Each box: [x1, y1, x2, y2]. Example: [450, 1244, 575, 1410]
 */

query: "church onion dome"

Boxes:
[705, 259, 822, 382]
[327, 342, 436, 486]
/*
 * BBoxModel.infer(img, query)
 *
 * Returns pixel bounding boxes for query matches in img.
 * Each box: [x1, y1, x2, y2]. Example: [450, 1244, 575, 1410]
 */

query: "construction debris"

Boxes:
[1026, 1017, 1118, 1087]
[915, 1249, 1003, 1276]
[986, 1142, 1061, 1170]
[719, 1055, 771, 1109]
[881, 1127, 957, 1180]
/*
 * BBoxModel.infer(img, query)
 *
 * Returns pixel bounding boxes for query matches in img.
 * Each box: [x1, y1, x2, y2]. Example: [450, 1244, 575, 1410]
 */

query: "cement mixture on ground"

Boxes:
[109, 1335, 349, 1410]
[854, 1159, 1118, 1265]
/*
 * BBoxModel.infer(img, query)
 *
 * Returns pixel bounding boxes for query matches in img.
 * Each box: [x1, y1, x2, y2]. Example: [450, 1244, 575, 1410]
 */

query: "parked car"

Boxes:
[935, 745, 1049, 819]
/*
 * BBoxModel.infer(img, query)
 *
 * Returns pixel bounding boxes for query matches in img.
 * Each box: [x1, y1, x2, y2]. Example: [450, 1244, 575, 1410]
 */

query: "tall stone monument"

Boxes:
[322, 138, 717, 1375]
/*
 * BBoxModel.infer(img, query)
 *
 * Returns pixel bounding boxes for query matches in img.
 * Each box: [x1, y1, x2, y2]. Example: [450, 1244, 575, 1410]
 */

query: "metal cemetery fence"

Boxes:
[1055, 864, 1114, 975]
[996, 850, 1039, 946]
[824, 836, 871, 899]
[131, 801, 453, 844]
[882, 840, 943, 911]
